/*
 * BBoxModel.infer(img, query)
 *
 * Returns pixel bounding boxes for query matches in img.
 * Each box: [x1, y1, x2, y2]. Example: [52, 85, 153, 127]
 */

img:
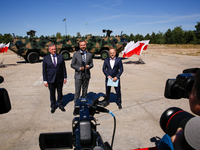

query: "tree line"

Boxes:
[125, 22, 200, 44]
[1, 22, 200, 44]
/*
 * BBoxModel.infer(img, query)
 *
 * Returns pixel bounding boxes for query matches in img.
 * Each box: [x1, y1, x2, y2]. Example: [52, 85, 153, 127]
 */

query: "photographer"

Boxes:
[172, 70, 200, 150]
[187, 70, 200, 116]
[159, 70, 200, 150]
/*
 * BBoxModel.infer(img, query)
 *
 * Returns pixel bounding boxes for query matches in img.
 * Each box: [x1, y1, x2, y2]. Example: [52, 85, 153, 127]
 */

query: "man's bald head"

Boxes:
[109, 49, 116, 59]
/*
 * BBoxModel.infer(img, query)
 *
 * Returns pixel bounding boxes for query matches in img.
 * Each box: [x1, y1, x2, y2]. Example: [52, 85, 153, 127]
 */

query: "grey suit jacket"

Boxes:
[71, 50, 93, 79]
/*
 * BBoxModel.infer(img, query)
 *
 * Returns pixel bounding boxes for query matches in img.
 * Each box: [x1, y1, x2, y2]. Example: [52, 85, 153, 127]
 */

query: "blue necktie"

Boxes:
[53, 55, 56, 67]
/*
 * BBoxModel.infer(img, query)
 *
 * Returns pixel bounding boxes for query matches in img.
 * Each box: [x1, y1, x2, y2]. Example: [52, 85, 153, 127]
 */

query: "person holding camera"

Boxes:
[159, 70, 200, 150]
[71, 40, 93, 105]
[102, 49, 123, 109]
[171, 70, 200, 150]
[42, 43, 67, 113]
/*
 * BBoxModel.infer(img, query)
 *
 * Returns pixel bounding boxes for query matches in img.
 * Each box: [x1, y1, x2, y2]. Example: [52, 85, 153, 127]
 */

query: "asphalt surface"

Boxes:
[0, 48, 199, 150]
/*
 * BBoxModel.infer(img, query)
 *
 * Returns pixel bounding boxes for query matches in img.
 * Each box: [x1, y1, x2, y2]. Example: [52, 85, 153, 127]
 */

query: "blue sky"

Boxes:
[1, 0, 200, 37]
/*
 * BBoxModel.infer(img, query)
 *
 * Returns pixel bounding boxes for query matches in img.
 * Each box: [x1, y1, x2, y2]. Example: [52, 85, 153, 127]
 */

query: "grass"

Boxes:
[147, 44, 200, 56]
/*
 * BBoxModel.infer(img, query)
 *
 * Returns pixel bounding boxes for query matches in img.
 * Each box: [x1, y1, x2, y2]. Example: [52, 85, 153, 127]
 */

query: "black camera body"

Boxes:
[39, 97, 114, 150]
[72, 99, 110, 150]
[164, 68, 199, 99]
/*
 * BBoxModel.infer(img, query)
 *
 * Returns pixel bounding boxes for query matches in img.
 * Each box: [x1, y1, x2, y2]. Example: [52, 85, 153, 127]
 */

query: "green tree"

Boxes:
[0, 34, 3, 43]
[164, 29, 174, 44]
[195, 21, 200, 43]
[150, 32, 156, 44]
[134, 34, 144, 42]
[76, 32, 81, 38]
[1, 34, 12, 43]
[85, 34, 92, 37]
[128, 33, 135, 41]
[56, 32, 62, 39]
[63, 35, 71, 39]
[172, 26, 184, 44]
[144, 33, 152, 41]
[184, 30, 197, 44]
[16, 35, 23, 39]
[156, 32, 165, 44]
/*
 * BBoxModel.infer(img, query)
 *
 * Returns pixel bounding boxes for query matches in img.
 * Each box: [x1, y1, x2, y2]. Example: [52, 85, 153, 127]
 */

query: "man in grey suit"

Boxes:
[71, 40, 93, 104]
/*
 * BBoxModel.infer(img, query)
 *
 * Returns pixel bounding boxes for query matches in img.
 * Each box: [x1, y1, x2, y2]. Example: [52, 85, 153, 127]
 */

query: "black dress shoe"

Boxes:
[51, 107, 56, 113]
[118, 104, 122, 109]
[59, 106, 66, 112]
[103, 101, 110, 107]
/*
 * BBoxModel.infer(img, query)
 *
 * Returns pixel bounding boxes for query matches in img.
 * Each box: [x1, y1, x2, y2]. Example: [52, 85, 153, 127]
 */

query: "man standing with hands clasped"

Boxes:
[71, 40, 93, 105]
[43, 43, 67, 113]
[102, 49, 123, 109]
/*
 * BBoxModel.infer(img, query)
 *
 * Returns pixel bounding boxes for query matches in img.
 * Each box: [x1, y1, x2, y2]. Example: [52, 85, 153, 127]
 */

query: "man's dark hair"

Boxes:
[79, 40, 86, 45]
[194, 70, 200, 100]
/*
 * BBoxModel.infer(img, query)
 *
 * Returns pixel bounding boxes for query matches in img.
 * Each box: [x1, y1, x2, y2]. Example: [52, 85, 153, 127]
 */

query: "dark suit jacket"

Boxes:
[71, 50, 93, 79]
[102, 57, 123, 79]
[43, 54, 67, 83]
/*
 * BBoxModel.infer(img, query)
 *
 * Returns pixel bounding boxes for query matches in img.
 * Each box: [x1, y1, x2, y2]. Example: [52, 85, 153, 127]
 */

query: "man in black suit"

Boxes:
[71, 40, 93, 104]
[43, 43, 67, 113]
[102, 49, 123, 109]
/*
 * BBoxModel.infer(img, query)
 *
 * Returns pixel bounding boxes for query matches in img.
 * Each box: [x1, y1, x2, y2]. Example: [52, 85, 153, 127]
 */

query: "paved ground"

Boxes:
[0, 47, 199, 150]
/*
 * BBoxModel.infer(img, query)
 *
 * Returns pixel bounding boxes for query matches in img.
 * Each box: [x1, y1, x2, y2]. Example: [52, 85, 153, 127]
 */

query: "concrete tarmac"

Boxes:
[0, 48, 199, 150]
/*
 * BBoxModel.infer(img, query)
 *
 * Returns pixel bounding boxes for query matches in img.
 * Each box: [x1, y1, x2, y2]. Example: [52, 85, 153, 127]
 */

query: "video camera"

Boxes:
[159, 68, 200, 150]
[39, 96, 116, 150]
[0, 76, 11, 114]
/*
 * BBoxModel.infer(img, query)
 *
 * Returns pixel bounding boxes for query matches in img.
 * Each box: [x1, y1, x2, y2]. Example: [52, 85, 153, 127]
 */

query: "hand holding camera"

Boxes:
[159, 68, 200, 150]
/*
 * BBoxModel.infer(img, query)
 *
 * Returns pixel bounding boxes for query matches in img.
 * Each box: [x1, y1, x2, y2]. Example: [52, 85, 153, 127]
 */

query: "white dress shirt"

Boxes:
[50, 54, 57, 65]
[110, 57, 116, 69]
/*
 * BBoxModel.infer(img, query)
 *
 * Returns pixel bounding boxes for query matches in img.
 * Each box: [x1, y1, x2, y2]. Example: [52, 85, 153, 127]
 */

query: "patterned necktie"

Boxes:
[82, 53, 86, 63]
[53, 55, 56, 67]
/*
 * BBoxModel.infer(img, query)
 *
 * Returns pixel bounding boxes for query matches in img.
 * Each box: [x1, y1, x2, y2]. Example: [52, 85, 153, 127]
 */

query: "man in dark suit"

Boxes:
[43, 43, 67, 113]
[71, 40, 93, 105]
[102, 49, 123, 109]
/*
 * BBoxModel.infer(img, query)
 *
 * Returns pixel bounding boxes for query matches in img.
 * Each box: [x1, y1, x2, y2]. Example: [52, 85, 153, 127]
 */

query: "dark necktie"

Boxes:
[82, 53, 85, 63]
[53, 55, 56, 67]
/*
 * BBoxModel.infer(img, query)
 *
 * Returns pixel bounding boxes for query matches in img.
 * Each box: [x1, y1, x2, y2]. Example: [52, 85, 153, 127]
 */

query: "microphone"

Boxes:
[0, 76, 4, 84]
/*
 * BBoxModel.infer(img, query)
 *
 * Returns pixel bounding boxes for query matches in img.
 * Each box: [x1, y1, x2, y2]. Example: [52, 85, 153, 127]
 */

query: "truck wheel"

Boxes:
[101, 50, 109, 60]
[60, 50, 70, 60]
[27, 52, 39, 63]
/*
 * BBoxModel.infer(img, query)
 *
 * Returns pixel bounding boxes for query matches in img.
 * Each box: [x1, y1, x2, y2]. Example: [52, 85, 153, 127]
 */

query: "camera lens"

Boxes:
[160, 107, 195, 136]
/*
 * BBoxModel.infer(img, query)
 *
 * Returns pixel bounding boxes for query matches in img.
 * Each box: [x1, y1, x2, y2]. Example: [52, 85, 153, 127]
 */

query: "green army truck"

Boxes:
[9, 30, 127, 63]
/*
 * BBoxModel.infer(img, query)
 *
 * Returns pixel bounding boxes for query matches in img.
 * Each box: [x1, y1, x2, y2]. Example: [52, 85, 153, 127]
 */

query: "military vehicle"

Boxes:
[9, 30, 127, 63]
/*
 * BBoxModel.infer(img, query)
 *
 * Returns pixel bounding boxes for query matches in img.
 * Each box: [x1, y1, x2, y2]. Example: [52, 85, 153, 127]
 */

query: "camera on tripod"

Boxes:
[159, 68, 200, 150]
[39, 96, 116, 150]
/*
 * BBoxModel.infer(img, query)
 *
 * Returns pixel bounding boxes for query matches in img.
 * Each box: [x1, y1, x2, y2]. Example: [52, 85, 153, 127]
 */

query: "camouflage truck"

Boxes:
[9, 30, 127, 63]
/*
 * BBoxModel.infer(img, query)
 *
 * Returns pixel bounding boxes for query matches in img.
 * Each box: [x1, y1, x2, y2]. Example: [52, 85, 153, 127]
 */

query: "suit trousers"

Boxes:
[48, 79, 63, 108]
[74, 76, 89, 103]
[105, 79, 121, 105]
